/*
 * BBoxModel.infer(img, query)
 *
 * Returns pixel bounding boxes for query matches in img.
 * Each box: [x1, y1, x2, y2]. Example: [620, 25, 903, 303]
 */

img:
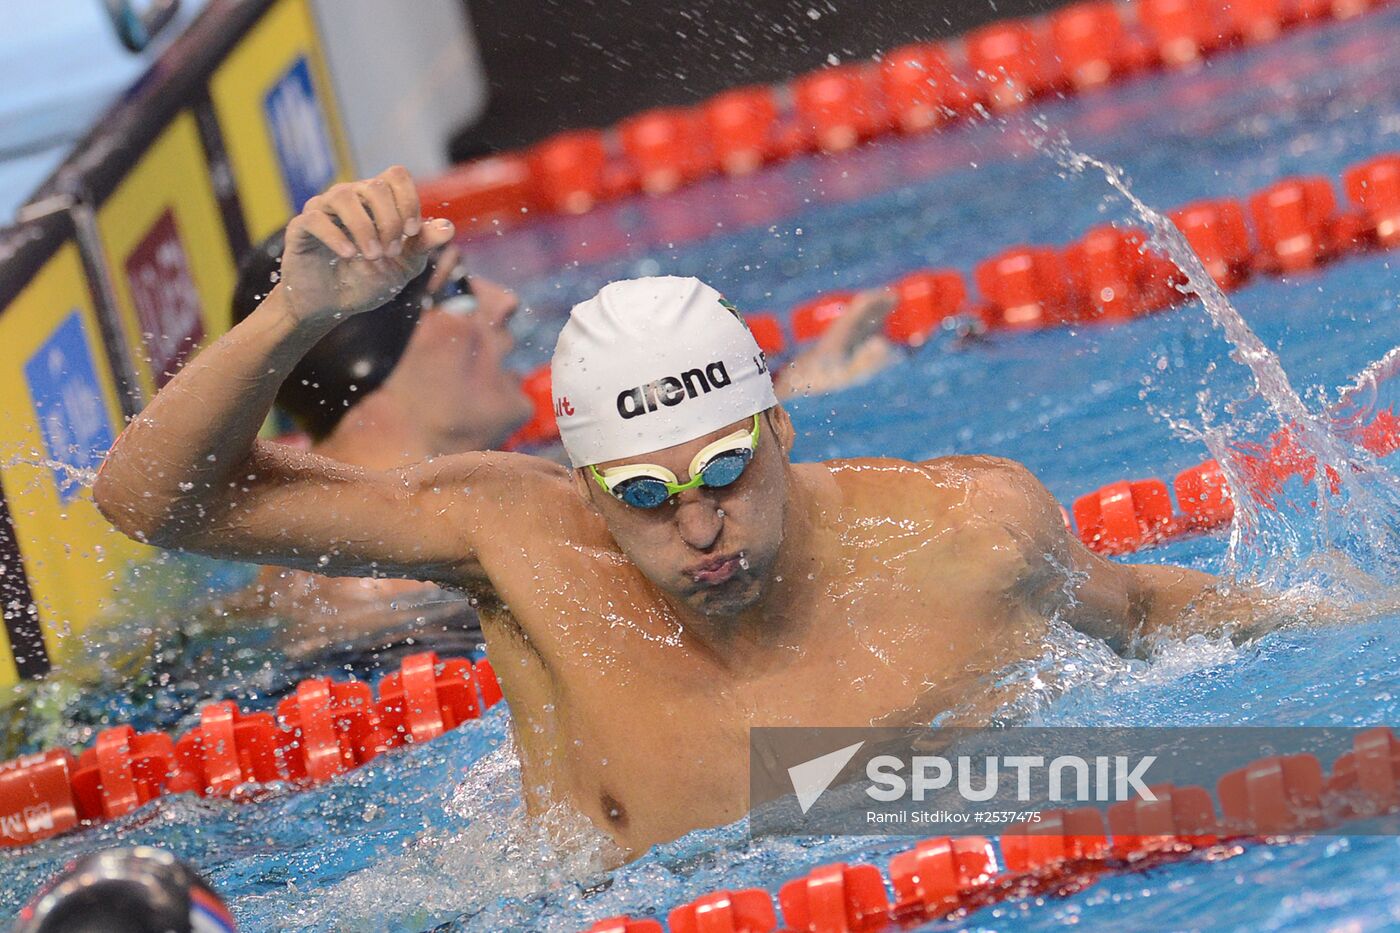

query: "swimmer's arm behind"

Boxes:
[1013, 478, 1306, 651]
[1127, 565, 1399, 645]
[959, 458, 1218, 655]
[950, 458, 1374, 654]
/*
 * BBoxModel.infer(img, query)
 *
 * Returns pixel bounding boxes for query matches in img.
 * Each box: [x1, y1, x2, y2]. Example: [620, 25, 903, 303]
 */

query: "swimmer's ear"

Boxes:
[570, 468, 600, 510]
[767, 406, 796, 456]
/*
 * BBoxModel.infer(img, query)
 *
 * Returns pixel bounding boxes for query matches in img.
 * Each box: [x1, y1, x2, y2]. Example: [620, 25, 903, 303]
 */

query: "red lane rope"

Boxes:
[8, 412, 1388, 838]
[585, 726, 1400, 933]
[1069, 402, 1400, 556]
[502, 151, 1400, 450]
[0, 652, 501, 848]
[418, 0, 1399, 236]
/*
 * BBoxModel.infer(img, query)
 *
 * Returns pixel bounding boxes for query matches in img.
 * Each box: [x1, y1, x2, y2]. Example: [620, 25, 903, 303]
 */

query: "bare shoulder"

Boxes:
[913, 454, 1069, 563]
[813, 453, 1057, 524]
[918, 455, 1061, 524]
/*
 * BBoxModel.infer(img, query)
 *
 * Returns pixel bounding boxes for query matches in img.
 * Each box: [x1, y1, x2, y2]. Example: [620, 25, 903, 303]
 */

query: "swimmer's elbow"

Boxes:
[1121, 563, 1220, 644]
[93, 470, 172, 548]
[93, 458, 135, 533]
[93, 458, 196, 549]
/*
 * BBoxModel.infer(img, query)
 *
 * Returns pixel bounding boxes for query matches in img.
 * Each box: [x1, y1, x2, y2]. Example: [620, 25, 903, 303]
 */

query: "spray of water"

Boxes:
[1026, 121, 1400, 590]
[279, 737, 621, 932]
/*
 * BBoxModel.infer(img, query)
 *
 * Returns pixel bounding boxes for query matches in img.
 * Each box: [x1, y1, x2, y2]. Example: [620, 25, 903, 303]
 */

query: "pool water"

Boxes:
[6, 9, 1400, 932]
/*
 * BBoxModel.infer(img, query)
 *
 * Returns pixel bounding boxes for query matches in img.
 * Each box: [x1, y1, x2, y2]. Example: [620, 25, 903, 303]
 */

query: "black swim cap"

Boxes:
[231, 231, 430, 439]
[15, 846, 236, 933]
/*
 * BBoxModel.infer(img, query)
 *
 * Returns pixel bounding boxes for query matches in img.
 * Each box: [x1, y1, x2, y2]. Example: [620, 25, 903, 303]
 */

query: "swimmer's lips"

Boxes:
[686, 553, 743, 586]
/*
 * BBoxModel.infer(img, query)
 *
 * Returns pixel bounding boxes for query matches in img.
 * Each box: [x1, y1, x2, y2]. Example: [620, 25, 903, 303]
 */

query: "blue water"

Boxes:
[5, 10, 1400, 932]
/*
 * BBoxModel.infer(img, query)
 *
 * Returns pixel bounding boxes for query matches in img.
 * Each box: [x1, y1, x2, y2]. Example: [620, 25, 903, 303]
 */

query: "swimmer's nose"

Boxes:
[675, 494, 723, 551]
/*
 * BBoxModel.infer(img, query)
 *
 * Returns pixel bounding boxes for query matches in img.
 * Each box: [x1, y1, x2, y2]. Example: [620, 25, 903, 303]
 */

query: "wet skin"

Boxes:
[94, 169, 1220, 859]
[443, 425, 1212, 854]
[238, 264, 532, 648]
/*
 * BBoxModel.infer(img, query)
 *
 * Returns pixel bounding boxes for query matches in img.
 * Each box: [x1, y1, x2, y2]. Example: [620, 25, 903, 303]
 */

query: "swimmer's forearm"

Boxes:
[94, 287, 340, 545]
[1135, 566, 1378, 647]
[1176, 582, 1393, 642]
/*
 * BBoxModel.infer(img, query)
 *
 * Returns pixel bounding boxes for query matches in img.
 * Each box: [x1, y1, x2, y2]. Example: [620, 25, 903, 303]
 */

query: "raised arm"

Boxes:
[94, 168, 515, 586]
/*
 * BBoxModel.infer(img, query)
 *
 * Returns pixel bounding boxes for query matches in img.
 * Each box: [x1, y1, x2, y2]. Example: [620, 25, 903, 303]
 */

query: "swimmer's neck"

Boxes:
[314, 388, 499, 469]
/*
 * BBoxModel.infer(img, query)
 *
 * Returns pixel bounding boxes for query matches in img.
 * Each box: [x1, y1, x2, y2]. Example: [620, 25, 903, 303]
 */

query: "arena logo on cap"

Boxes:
[616, 360, 732, 419]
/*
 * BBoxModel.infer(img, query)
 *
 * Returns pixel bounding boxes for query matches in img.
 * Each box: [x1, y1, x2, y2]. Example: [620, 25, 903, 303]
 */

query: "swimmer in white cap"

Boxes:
[94, 169, 1323, 857]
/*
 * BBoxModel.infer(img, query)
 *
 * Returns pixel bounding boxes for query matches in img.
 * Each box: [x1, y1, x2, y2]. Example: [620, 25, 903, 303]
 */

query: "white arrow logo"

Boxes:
[788, 741, 865, 814]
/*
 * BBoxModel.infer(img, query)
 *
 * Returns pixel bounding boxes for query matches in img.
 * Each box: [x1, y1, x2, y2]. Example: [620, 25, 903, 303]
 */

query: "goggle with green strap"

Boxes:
[590, 414, 761, 509]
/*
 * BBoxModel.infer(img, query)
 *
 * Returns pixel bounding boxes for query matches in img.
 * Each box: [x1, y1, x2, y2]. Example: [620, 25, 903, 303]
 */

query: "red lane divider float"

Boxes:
[1170, 198, 1254, 290]
[1068, 399, 1400, 556]
[1345, 154, 1400, 248]
[793, 65, 887, 154]
[377, 653, 481, 746]
[967, 20, 1058, 112]
[173, 702, 292, 797]
[421, 0, 1396, 233]
[1051, 1, 1147, 90]
[620, 108, 716, 196]
[791, 291, 858, 342]
[496, 150, 1399, 454]
[888, 836, 998, 914]
[975, 246, 1078, 330]
[880, 44, 966, 134]
[668, 889, 778, 933]
[703, 87, 784, 176]
[0, 750, 81, 846]
[779, 862, 891, 932]
[0, 653, 502, 849]
[584, 726, 1400, 933]
[1248, 175, 1348, 274]
[71, 725, 180, 821]
[808, 152, 1393, 343]
[704, 150, 1397, 407]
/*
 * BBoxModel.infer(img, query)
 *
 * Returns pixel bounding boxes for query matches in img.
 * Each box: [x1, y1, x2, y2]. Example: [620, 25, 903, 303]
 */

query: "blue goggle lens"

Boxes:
[699, 449, 752, 488]
[614, 477, 672, 509]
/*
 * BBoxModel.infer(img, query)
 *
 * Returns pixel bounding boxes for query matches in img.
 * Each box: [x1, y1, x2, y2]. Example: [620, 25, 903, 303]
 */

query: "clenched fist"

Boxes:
[273, 166, 456, 326]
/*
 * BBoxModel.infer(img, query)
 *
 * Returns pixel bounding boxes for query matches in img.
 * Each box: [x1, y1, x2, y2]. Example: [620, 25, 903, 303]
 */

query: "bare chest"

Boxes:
[484, 563, 1027, 853]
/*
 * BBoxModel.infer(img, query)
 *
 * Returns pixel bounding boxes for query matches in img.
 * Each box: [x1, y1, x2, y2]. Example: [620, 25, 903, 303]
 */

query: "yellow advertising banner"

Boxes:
[96, 110, 237, 400]
[210, 0, 353, 246]
[0, 243, 149, 688]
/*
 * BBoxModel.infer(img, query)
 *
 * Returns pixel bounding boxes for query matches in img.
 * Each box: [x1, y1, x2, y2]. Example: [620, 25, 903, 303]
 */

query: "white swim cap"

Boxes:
[551, 276, 779, 467]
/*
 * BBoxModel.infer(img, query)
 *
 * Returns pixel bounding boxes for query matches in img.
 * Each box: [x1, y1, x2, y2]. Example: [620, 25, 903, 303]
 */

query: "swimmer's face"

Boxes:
[394, 250, 532, 450]
[578, 408, 795, 618]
